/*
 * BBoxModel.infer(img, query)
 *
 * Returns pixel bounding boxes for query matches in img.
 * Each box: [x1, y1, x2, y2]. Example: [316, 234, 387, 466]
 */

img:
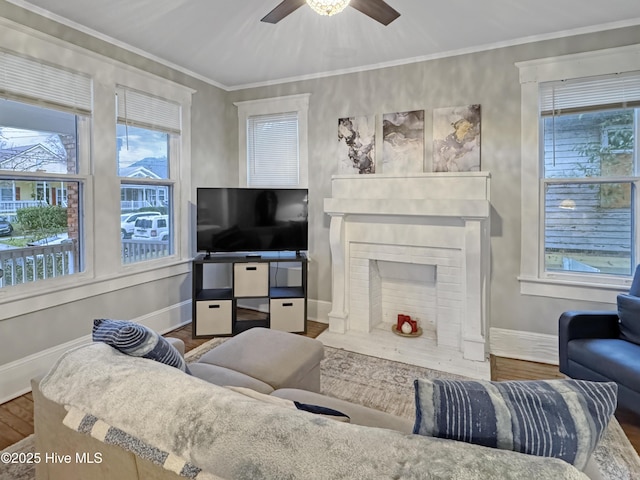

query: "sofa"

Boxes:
[32, 327, 609, 480]
[559, 265, 640, 417]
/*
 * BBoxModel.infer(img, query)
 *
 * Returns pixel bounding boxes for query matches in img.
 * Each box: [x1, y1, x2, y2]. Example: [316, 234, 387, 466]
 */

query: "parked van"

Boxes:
[132, 215, 169, 241]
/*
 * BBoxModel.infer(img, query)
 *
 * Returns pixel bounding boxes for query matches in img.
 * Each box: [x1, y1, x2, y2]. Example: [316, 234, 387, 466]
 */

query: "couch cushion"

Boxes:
[92, 319, 189, 373]
[188, 363, 274, 394]
[413, 378, 617, 470]
[617, 294, 640, 345]
[568, 338, 640, 392]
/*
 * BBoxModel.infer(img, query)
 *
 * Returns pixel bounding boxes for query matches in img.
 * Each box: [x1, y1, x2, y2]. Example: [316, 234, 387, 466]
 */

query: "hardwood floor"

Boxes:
[2, 321, 639, 456]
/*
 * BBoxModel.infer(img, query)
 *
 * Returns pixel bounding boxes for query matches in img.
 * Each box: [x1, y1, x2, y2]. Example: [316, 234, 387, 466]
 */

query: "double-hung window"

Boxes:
[116, 87, 181, 264]
[0, 53, 90, 289]
[541, 75, 639, 276]
[518, 44, 640, 302]
[236, 94, 310, 188]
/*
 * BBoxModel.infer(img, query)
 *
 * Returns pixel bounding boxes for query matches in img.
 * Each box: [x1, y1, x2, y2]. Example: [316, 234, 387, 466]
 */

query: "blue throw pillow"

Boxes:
[293, 402, 350, 422]
[413, 378, 617, 470]
[617, 293, 640, 345]
[225, 386, 351, 423]
[93, 319, 190, 374]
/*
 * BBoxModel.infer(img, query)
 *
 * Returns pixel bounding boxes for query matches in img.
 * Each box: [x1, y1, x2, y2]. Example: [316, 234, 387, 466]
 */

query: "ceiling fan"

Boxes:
[261, 0, 400, 26]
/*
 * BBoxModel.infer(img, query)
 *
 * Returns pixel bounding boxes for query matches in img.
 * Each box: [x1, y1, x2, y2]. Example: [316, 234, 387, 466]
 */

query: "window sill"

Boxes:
[0, 258, 191, 321]
[518, 275, 630, 304]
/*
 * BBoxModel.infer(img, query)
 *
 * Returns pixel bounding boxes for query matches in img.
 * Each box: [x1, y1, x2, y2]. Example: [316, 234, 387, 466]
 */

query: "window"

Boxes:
[517, 44, 640, 302]
[0, 51, 91, 290]
[0, 25, 192, 320]
[116, 87, 180, 264]
[247, 112, 299, 186]
[542, 75, 639, 277]
[236, 94, 310, 188]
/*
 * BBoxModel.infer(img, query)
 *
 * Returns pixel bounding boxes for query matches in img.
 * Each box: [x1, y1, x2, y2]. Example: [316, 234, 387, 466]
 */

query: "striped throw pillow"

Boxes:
[93, 319, 190, 373]
[413, 378, 617, 470]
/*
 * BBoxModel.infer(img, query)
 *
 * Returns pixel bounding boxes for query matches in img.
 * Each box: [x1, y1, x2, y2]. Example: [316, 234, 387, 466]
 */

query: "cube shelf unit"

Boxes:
[192, 253, 308, 338]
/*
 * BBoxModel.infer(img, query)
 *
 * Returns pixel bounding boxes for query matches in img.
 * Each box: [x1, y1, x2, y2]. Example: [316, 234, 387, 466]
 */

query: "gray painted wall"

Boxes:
[1, 0, 639, 372]
[0, 1, 228, 366]
[225, 25, 640, 336]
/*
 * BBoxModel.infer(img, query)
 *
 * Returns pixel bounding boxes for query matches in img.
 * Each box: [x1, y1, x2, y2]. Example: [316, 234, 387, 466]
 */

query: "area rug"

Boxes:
[0, 434, 35, 480]
[186, 338, 640, 480]
[2, 338, 639, 480]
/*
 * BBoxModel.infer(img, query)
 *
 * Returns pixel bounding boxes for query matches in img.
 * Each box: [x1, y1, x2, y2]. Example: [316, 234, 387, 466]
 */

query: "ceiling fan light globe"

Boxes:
[306, 0, 351, 16]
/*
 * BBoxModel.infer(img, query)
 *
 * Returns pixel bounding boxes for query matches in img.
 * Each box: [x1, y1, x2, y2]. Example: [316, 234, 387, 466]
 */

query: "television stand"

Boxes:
[192, 252, 308, 338]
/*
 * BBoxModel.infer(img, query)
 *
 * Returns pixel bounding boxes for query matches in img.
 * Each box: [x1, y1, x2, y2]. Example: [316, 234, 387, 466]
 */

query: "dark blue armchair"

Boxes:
[559, 266, 640, 416]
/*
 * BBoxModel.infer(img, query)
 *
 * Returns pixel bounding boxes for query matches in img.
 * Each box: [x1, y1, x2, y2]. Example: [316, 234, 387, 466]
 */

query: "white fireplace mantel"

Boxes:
[321, 172, 491, 379]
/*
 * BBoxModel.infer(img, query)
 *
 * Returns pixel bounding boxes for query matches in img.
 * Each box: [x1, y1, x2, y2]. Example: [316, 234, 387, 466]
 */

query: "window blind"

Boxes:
[247, 112, 299, 187]
[0, 51, 92, 115]
[540, 71, 640, 116]
[116, 87, 181, 134]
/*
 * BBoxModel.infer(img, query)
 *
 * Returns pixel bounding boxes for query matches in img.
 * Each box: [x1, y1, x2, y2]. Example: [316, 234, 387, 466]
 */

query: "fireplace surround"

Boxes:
[321, 172, 491, 379]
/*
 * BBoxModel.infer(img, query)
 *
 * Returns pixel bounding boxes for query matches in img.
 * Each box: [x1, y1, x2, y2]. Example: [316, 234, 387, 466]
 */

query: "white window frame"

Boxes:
[0, 18, 193, 319]
[235, 94, 310, 188]
[0, 54, 92, 294]
[116, 86, 181, 263]
[516, 43, 640, 303]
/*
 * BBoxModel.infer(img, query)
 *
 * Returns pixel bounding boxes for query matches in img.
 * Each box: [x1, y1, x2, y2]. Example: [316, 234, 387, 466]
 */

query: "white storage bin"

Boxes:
[270, 298, 305, 332]
[234, 262, 269, 297]
[195, 300, 233, 335]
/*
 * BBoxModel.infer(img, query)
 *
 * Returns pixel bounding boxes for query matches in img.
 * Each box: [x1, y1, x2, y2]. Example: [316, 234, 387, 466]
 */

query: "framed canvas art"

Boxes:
[382, 110, 424, 174]
[433, 104, 481, 172]
[338, 115, 375, 174]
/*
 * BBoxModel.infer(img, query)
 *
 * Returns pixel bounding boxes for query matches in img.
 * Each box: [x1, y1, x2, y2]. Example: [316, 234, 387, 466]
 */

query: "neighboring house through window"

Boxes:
[517, 44, 640, 302]
[235, 94, 310, 188]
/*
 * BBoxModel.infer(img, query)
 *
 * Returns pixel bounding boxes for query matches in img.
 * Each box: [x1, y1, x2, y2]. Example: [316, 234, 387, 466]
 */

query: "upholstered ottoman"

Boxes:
[190, 327, 324, 393]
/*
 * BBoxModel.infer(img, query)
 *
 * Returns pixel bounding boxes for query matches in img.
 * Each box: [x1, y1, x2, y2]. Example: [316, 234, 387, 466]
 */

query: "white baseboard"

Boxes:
[0, 301, 192, 405]
[307, 299, 331, 324]
[489, 327, 558, 365]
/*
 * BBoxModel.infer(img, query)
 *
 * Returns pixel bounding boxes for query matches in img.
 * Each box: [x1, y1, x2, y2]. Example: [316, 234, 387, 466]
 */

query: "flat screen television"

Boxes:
[196, 187, 308, 254]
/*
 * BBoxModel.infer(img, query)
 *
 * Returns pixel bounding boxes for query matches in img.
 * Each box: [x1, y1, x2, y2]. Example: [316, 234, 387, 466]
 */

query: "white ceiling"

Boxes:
[8, 0, 640, 90]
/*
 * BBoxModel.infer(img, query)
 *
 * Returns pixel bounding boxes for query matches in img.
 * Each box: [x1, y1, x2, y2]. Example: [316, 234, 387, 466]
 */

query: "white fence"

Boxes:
[0, 201, 42, 218]
[121, 239, 170, 264]
[0, 241, 77, 287]
[0, 239, 171, 286]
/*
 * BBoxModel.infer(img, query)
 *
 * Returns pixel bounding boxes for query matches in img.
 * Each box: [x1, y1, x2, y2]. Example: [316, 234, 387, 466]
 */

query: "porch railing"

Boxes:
[0, 239, 171, 287]
[0, 200, 42, 218]
[121, 239, 170, 264]
[120, 200, 165, 211]
[0, 241, 77, 288]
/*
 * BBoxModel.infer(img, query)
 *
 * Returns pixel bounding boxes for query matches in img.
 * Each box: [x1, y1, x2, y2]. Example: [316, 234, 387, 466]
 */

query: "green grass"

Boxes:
[0, 237, 30, 248]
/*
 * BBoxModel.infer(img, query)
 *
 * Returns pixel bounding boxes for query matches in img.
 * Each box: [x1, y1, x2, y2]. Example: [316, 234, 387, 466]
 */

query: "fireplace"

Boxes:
[321, 173, 491, 379]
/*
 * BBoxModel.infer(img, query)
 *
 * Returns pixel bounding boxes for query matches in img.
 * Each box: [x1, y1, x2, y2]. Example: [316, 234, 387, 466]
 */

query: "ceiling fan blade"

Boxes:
[261, 0, 307, 24]
[349, 0, 400, 26]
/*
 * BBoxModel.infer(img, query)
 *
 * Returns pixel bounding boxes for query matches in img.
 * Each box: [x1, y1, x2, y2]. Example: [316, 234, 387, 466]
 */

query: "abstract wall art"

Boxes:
[382, 110, 424, 174]
[433, 104, 481, 172]
[338, 115, 376, 174]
